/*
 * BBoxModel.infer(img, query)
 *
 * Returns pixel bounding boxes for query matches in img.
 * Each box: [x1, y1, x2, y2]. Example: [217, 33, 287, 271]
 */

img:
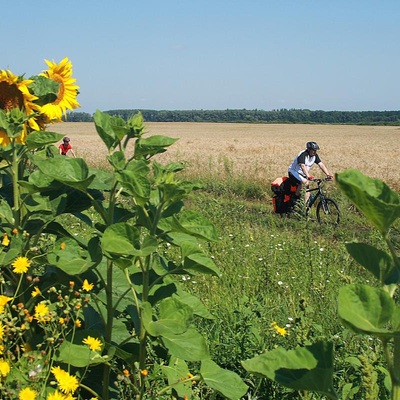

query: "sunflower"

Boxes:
[0, 70, 41, 145]
[40, 57, 80, 122]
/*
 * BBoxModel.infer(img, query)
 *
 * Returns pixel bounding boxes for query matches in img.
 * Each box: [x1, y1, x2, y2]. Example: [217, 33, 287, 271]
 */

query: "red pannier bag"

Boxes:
[271, 177, 298, 213]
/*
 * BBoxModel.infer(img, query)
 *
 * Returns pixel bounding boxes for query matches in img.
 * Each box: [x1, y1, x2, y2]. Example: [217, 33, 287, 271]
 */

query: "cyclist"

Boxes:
[59, 136, 76, 157]
[288, 141, 333, 202]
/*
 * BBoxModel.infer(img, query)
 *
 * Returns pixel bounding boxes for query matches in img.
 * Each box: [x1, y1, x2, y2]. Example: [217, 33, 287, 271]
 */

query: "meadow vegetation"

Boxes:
[52, 120, 400, 399]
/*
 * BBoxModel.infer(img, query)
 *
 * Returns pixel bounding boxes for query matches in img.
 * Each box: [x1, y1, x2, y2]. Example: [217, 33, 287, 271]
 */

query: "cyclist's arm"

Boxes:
[300, 163, 311, 180]
[317, 162, 331, 177]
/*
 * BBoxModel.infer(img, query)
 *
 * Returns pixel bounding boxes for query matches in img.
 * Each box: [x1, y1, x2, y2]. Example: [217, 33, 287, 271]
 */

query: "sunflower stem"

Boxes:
[11, 143, 21, 228]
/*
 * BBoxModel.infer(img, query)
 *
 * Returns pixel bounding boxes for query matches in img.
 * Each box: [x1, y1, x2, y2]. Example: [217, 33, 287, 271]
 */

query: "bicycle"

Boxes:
[304, 177, 340, 225]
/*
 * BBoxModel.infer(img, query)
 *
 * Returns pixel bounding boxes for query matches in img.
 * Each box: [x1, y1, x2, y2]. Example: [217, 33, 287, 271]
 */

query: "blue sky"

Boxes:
[3, 1, 399, 113]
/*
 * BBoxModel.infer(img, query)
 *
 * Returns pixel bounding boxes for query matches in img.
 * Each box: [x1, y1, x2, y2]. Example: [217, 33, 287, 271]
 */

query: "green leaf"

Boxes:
[115, 169, 151, 206]
[107, 151, 126, 171]
[338, 284, 394, 336]
[146, 297, 193, 336]
[184, 252, 221, 276]
[47, 237, 96, 275]
[0, 238, 23, 266]
[28, 75, 59, 105]
[35, 157, 94, 191]
[392, 306, 400, 332]
[336, 169, 400, 234]
[159, 210, 218, 241]
[201, 359, 248, 400]
[162, 327, 210, 361]
[101, 223, 157, 257]
[0, 199, 14, 225]
[94, 109, 126, 149]
[56, 340, 108, 367]
[174, 287, 215, 319]
[88, 168, 114, 190]
[26, 130, 64, 149]
[134, 135, 177, 159]
[345, 242, 397, 284]
[162, 357, 193, 399]
[242, 342, 337, 399]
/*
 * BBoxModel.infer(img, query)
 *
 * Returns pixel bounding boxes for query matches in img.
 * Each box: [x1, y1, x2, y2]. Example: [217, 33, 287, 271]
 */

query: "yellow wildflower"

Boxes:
[271, 321, 287, 337]
[51, 366, 79, 394]
[82, 336, 102, 352]
[0, 295, 12, 313]
[141, 369, 148, 376]
[82, 279, 94, 292]
[19, 387, 37, 400]
[0, 322, 4, 339]
[34, 302, 50, 323]
[12, 256, 31, 274]
[21, 343, 32, 352]
[60, 242, 66, 250]
[47, 390, 69, 400]
[31, 286, 41, 297]
[75, 319, 82, 328]
[2, 233, 10, 246]
[0, 359, 10, 377]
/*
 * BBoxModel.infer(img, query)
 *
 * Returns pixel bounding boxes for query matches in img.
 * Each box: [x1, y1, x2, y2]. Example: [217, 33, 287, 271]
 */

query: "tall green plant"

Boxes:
[336, 169, 400, 399]
[0, 107, 248, 399]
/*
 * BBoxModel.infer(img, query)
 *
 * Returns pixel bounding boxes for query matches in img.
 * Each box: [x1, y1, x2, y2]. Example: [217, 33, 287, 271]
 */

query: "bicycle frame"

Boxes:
[306, 179, 327, 209]
[304, 177, 340, 224]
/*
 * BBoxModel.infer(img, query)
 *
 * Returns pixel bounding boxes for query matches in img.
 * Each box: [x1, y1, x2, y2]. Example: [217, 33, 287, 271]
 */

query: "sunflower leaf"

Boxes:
[29, 75, 60, 106]
[26, 130, 64, 148]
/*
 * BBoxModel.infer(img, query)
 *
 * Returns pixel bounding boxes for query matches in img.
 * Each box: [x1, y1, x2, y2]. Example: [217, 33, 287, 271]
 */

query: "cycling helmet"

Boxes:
[63, 137, 70, 142]
[306, 141, 319, 150]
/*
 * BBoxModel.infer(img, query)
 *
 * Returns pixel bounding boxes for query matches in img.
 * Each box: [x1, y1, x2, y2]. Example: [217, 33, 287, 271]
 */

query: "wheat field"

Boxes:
[53, 122, 400, 190]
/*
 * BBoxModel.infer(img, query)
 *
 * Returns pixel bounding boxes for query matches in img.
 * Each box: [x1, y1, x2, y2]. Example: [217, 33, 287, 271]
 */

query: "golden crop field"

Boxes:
[53, 122, 400, 190]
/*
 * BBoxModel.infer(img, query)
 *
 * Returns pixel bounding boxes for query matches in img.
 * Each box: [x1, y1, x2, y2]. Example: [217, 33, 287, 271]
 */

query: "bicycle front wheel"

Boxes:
[316, 198, 340, 225]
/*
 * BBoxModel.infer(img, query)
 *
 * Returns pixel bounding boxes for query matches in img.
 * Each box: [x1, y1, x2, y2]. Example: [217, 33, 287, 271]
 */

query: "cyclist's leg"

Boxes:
[288, 173, 301, 196]
[288, 172, 308, 201]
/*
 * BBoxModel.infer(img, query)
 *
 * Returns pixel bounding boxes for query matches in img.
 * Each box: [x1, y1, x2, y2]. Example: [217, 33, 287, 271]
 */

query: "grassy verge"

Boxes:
[180, 178, 398, 399]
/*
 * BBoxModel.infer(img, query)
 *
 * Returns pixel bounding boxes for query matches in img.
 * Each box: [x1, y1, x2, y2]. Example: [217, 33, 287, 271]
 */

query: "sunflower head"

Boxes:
[39, 57, 80, 122]
[0, 70, 41, 145]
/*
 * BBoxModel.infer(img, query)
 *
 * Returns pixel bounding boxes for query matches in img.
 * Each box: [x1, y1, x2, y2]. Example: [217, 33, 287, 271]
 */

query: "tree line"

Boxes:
[65, 109, 400, 125]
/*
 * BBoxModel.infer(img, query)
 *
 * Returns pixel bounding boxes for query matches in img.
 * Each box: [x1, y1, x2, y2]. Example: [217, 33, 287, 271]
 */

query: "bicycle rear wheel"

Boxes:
[316, 198, 340, 225]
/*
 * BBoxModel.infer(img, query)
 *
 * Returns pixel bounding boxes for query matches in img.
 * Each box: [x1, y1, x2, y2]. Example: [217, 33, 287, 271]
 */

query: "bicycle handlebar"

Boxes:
[311, 177, 333, 184]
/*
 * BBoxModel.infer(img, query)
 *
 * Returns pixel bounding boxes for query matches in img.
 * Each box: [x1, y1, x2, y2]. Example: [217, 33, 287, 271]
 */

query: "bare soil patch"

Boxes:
[53, 122, 400, 190]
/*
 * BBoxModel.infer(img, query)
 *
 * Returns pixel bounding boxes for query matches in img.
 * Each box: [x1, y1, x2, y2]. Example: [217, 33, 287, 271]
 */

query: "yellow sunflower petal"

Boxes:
[40, 57, 80, 122]
[0, 70, 41, 143]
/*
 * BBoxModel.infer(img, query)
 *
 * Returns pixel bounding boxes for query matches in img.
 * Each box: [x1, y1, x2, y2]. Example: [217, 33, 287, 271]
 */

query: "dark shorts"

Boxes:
[288, 172, 302, 185]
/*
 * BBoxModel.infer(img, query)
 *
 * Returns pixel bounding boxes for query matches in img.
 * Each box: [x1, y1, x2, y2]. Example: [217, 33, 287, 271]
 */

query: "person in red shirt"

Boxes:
[59, 137, 76, 157]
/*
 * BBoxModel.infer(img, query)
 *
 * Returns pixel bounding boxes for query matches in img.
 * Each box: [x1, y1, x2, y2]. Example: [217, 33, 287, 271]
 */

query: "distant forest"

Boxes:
[65, 109, 400, 125]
